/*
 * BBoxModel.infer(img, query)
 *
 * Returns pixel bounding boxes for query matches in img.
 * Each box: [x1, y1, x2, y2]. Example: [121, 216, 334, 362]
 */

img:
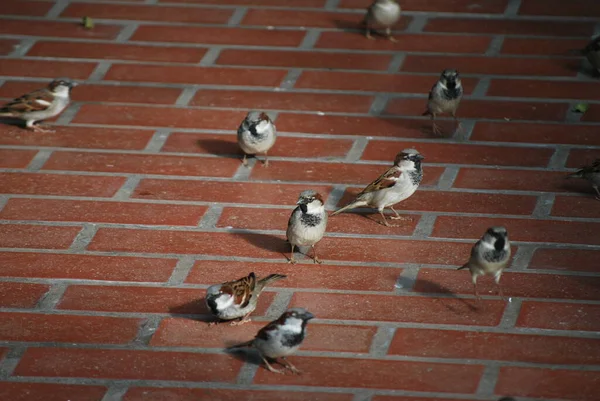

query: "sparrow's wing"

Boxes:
[220, 272, 256, 308]
[0, 88, 54, 114]
[584, 36, 600, 53]
[576, 159, 600, 175]
[357, 167, 402, 197]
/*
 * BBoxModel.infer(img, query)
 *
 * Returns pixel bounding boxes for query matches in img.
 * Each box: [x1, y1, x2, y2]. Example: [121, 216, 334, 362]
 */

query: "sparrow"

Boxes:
[237, 111, 276, 167]
[228, 307, 315, 374]
[457, 226, 511, 300]
[205, 272, 286, 325]
[0, 78, 77, 133]
[498, 398, 516, 401]
[286, 190, 328, 264]
[582, 36, 600, 76]
[422, 69, 463, 136]
[331, 149, 424, 227]
[566, 158, 600, 200]
[362, 0, 401, 42]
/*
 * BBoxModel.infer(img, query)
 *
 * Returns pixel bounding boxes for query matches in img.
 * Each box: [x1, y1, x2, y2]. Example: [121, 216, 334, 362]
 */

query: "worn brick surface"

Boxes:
[1, 0, 599, 399]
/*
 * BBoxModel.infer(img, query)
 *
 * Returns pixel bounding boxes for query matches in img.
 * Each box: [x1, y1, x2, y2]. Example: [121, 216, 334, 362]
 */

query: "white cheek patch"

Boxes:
[215, 294, 235, 310]
[255, 120, 271, 133]
[280, 317, 303, 334]
[305, 200, 324, 214]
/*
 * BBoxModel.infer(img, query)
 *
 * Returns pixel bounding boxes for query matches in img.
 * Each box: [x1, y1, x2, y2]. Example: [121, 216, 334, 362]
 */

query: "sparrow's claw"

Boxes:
[31, 124, 55, 133]
[365, 30, 374, 40]
[595, 196, 600, 201]
[390, 215, 409, 221]
[208, 321, 220, 327]
[230, 317, 252, 326]
[241, 155, 249, 167]
[313, 257, 322, 265]
[262, 357, 285, 374]
[288, 258, 297, 264]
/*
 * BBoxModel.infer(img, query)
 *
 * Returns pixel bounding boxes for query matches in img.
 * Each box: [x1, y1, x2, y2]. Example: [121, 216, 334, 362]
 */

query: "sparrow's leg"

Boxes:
[364, 20, 374, 40]
[230, 313, 252, 326]
[263, 152, 269, 167]
[241, 154, 248, 167]
[311, 244, 322, 264]
[430, 114, 442, 136]
[389, 206, 409, 221]
[593, 185, 600, 201]
[208, 320, 220, 327]
[281, 357, 301, 375]
[472, 274, 481, 302]
[288, 244, 297, 264]
[385, 26, 397, 42]
[451, 111, 463, 134]
[261, 356, 284, 374]
[378, 210, 398, 227]
[494, 271, 506, 300]
[28, 120, 55, 134]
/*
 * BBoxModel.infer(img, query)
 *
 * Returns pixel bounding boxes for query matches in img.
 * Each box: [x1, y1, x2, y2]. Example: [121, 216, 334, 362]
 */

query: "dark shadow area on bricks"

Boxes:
[235, 232, 290, 259]
[195, 138, 242, 157]
[412, 279, 479, 312]
[169, 299, 215, 323]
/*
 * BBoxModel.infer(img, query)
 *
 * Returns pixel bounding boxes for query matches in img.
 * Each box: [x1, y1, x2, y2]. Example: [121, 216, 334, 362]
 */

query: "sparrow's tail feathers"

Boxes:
[257, 273, 287, 290]
[227, 340, 254, 350]
[566, 170, 583, 179]
[421, 109, 431, 116]
[330, 200, 368, 216]
[456, 263, 469, 271]
[0, 111, 16, 117]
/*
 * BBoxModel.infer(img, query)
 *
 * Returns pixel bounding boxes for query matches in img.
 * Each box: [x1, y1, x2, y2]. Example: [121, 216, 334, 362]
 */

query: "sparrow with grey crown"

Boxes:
[228, 308, 315, 374]
[0, 78, 77, 133]
[457, 226, 511, 300]
[331, 149, 424, 227]
[422, 69, 463, 136]
[581, 36, 600, 76]
[237, 111, 276, 167]
[286, 190, 328, 264]
[566, 158, 600, 200]
[205, 272, 286, 326]
[362, 0, 401, 42]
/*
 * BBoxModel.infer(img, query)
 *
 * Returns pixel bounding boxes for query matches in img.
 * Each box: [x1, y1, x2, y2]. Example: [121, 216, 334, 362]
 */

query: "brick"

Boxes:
[414, 268, 600, 300]
[401, 55, 578, 77]
[242, 9, 410, 29]
[73, 105, 247, 129]
[362, 141, 553, 167]
[151, 319, 376, 353]
[0, 20, 122, 40]
[162, 0, 326, 4]
[255, 356, 484, 393]
[517, 302, 600, 331]
[581, 104, 600, 122]
[488, 79, 600, 100]
[62, 3, 232, 23]
[0, 126, 154, 150]
[3, 0, 53, 16]
[453, 168, 583, 193]
[0, 282, 49, 308]
[296, 71, 478, 94]
[133, 179, 333, 205]
[185, 260, 398, 292]
[552, 196, 600, 218]
[0, 224, 80, 249]
[566, 148, 598, 168]
[316, 32, 491, 53]
[162, 133, 355, 159]
[471, 122, 600, 146]
[0, 59, 96, 80]
[0, 313, 141, 344]
[519, 0, 600, 17]
[216, 207, 419, 236]
[290, 293, 505, 325]
[339, 0, 508, 13]
[250, 160, 444, 186]
[105, 64, 287, 87]
[0, 39, 19, 56]
[1, 81, 182, 106]
[501, 37, 589, 56]
[373, 398, 473, 401]
[43, 151, 240, 177]
[496, 367, 600, 400]
[530, 248, 600, 273]
[0, 199, 207, 226]
[132, 26, 305, 47]
[432, 216, 600, 245]
[0, 172, 126, 197]
[0, 252, 176, 282]
[58, 285, 275, 315]
[27, 41, 207, 64]
[88, 228, 473, 265]
[0, 383, 107, 401]
[276, 114, 433, 138]
[216, 49, 391, 71]
[190, 89, 373, 113]
[0, 149, 37, 168]
[424, 18, 594, 37]
[389, 328, 600, 364]
[385, 98, 568, 122]
[14, 348, 242, 382]
[123, 388, 351, 401]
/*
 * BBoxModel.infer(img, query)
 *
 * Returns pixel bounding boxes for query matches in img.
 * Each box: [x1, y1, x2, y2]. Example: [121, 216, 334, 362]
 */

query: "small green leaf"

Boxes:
[82, 16, 94, 30]
[573, 103, 589, 113]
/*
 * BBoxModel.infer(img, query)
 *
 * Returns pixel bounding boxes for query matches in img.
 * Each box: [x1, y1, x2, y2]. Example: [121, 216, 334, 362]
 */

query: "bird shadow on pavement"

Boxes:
[225, 346, 265, 368]
[195, 138, 241, 158]
[332, 19, 364, 35]
[168, 299, 215, 323]
[411, 278, 480, 312]
[235, 232, 291, 261]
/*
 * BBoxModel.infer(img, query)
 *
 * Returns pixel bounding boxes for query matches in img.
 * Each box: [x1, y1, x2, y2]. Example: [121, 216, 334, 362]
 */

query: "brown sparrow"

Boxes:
[362, 0, 401, 42]
[422, 69, 463, 136]
[0, 78, 76, 133]
[566, 158, 600, 200]
[457, 226, 511, 300]
[286, 190, 328, 264]
[205, 272, 286, 325]
[582, 36, 600, 76]
[237, 111, 276, 167]
[331, 149, 423, 227]
[228, 308, 315, 374]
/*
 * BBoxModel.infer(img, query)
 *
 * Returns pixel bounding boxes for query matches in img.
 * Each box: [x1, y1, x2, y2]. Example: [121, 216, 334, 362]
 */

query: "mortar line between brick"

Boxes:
[279, 69, 302, 89]
[532, 193, 555, 219]
[345, 137, 369, 162]
[265, 290, 294, 319]
[352, 391, 374, 401]
[227, 7, 248, 26]
[0, 196, 8, 213]
[499, 298, 523, 329]
[485, 36, 505, 56]
[435, 166, 459, 190]
[175, 87, 198, 106]
[299, 30, 321, 49]
[471, 77, 491, 97]
[386, 53, 406, 74]
[232, 157, 256, 180]
[198, 205, 224, 229]
[510, 244, 537, 271]
[369, 325, 396, 357]
[405, 15, 428, 33]
[324, 185, 347, 210]
[368, 93, 389, 116]
[324, 0, 341, 10]
[547, 146, 571, 170]
[8, 38, 36, 58]
[54, 103, 81, 126]
[88, 62, 112, 82]
[69, 223, 98, 252]
[475, 364, 501, 396]
[452, 119, 475, 142]
[412, 214, 437, 239]
[133, 315, 162, 347]
[36, 282, 68, 310]
[198, 47, 222, 67]
[115, 24, 139, 43]
[504, 0, 522, 16]
[112, 176, 141, 201]
[565, 101, 585, 124]
[101, 385, 129, 401]
[143, 129, 171, 152]
[394, 264, 420, 292]
[235, 361, 260, 386]
[167, 256, 196, 285]
[0, 346, 26, 379]
[25, 150, 52, 172]
[45, 0, 70, 18]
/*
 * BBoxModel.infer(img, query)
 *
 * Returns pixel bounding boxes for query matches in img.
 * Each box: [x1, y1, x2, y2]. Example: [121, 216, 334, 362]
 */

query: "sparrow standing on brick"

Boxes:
[331, 149, 424, 227]
[362, 0, 401, 42]
[237, 111, 276, 167]
[0, 78, 76, 133]
[566, 158, 600, 200]
[205, 272, 286, 325]
[582, 36, 600, 76]
[286, 190, 328, 264]
[228, 308, 314, 374]
[457, 226, 511, 300]
[422, 69, 463, 136]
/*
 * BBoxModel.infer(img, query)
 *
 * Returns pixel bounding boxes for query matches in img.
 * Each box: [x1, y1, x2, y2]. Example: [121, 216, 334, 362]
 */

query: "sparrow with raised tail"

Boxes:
[362, 0, 401, 42]
[286, 190, 328, 264]
[228, 308, 314, 374]
[582, 36, 600, 76]
[457, 226, 511, 300]
[237, 111, 276, 167]
[205, 272, 286, 325]
[422, 69, 463, 136]
[0, 78, 77, 133]
[566, 158, 600, 200]
[331, 149, 423, 227]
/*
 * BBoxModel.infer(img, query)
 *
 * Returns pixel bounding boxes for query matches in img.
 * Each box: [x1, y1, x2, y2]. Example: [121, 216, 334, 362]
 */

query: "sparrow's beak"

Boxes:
[299, 203, 308, 214]
[415, 154, 424, 161]
[303, 311, 315, 320]
[69, 82, 78, 88]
